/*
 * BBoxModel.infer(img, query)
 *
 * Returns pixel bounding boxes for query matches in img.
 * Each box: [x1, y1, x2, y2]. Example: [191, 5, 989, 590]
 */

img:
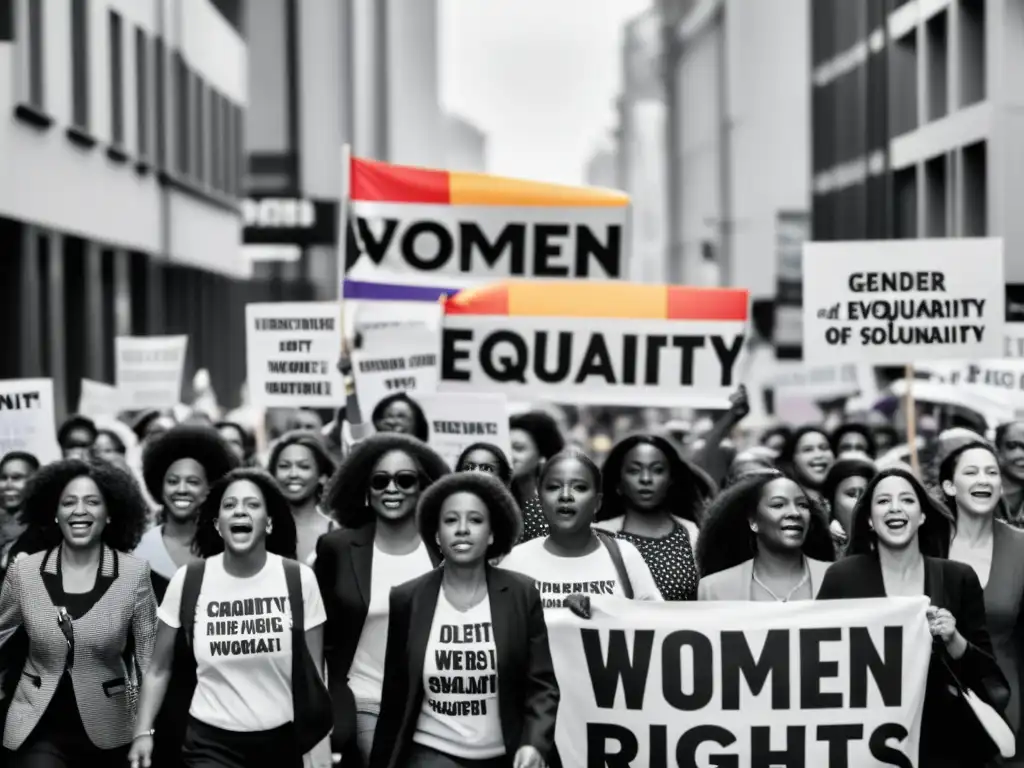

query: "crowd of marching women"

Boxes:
[3, 374, 1024, 768]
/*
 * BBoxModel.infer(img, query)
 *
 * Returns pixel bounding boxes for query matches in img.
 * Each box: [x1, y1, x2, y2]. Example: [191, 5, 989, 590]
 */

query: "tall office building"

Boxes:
[0, 0, 253, 415]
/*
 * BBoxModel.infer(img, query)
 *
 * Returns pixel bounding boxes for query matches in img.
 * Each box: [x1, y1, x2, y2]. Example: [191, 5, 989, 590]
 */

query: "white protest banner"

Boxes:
[346, 156, 630, 283]
[439, 282, 749, 408]
[245, 302, 345, 409]
[802, 238, 1005, 364]
[0, 379, 60, 463]
[115, 336, 188, 410]
[413, 392, 511, 470]
[918, 359, 1024, 414]
[546, 596, 929, 767]
[77, 379, 122, 418]
[350, 329, 441, 417]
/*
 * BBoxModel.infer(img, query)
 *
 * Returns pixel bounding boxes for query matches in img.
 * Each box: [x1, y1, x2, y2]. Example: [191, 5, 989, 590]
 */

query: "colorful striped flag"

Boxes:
[344, 157, 630, 285]
[439, 281, 749, 408]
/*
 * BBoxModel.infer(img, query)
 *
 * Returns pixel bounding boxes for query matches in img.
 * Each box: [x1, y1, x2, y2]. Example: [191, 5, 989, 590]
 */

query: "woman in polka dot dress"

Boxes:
[593, 435, 715, 601]
[508, 412, 565, 543]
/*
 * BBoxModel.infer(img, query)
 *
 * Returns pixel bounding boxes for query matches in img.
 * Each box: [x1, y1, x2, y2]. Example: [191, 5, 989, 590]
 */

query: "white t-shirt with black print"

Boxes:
[413, 592, 504, 760]
[499, 536, 663, 607]
[348, 542, 434, 714]
[158, 553, 327, 732]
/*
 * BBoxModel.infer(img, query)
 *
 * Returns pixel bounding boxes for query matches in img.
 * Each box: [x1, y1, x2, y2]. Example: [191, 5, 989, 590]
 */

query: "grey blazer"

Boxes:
[0, 545, 157, 751]
[697, 557, 831, 601]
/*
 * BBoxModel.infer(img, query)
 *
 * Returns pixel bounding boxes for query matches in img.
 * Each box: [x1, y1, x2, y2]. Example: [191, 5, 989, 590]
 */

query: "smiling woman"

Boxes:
[0, 459, 156, 766]
[268, 432, 338, 564]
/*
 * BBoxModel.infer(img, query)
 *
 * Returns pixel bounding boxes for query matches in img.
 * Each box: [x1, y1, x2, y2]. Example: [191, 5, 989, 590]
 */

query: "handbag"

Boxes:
[283, 559, 333, 754]
[939, 652, 1016, 759]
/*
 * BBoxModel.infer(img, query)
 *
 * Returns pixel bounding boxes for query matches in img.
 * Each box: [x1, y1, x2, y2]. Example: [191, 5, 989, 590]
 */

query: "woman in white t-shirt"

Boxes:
[314, 434, 451, 765]
[128, 468, 328, 768]
[500, 449, 662, 607]
[370, 472, 558, 768]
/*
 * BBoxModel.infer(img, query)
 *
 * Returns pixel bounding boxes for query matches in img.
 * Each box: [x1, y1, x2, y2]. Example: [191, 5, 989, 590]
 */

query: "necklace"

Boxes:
[752, 561, 810, 603]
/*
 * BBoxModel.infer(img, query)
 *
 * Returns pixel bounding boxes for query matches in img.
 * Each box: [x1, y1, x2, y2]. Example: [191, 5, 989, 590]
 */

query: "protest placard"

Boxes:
[546, 596, 929, 767]
[439, 282, 749, 408]
[919, 359, 1024, 414]
[77, 379, 122, 418]
[350, 329, 441, 418]
[802, 238, 1005, 364]
[115, 336, 189, 410]
[246, 302, 345, 409]
[413, 392, 511, 470]
[0, 378, 61, 463]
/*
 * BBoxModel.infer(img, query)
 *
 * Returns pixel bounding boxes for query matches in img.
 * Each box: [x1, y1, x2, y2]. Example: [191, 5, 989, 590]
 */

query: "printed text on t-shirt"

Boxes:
[427, 622, 497, 717]
[205, 596, 289, 656]
[533, 580, 616, 608]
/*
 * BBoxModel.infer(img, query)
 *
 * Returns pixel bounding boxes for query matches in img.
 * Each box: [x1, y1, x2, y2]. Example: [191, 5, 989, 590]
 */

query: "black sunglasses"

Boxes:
[369, 471, 420, 492]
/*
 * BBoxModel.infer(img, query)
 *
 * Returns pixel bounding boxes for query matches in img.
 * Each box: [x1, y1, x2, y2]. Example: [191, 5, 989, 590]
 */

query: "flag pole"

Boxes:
[904, 363, 920, 477]
[338, 144, 352, 353]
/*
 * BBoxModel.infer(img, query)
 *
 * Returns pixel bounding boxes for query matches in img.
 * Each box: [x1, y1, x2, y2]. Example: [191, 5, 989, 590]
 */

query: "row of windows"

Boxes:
[19, 0, 243, 200]
[811, 51, 889, 174]
[811, 0, 886, 66]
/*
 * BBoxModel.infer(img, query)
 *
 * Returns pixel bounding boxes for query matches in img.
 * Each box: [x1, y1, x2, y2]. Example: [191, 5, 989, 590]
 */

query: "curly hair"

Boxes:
[193, 468, 297, 559]
[778, 425, 832, 468]
[215, 420, 256, 460]
[323, 433, 451, 528]
[0, 451, 41, 473]
[597, 434, 716, 525]
[509, 411, 565, 460]
[696, 470, 834, 577]
[371, 393, 430, 442]
[847, 466, 954, 558]
[995, 421, 1024, 451]
[455, 442, 513, 486]
[20, 459, 150, 552]
[141, 425, 239, 502]
[57, 414, 98, 448]
[267, 431, 338, 481]
[830, 423, 877, 458]
[417, 473, 522, 561]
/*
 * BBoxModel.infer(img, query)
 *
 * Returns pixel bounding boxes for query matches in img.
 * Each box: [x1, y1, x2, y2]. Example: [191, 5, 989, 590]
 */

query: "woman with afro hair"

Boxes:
[0, 459, 156, 766]
[135, 425, 239, 601]
[130, 469, 327, 768]
[697, 469, 834, 601]
[314, 433, 450, 766]
[370, 473, 558, 768]
[508, 411, 566, 543]
[268, 431, 339, 564]
[594, 435, 715, 601]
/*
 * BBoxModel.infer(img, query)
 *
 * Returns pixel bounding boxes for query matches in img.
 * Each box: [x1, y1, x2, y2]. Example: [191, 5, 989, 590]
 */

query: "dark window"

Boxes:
[108, 10, 124, 146]
[26, 0, 44, 107]
[154, 37, 165, 168]
[0, 0, 12, 42]
[225, 102, 235, 196]
[175, 54, 190, 176]
[210, 89, 222, 191]
[135, 27, 148, 158]
[232, 102, 243, 197]
[194, 78, 206, 184]
[70, 0, 90, 129]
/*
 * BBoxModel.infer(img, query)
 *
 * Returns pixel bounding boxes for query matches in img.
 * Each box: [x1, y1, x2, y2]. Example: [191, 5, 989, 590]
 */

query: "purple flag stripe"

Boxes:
[342, 279, 462, 302]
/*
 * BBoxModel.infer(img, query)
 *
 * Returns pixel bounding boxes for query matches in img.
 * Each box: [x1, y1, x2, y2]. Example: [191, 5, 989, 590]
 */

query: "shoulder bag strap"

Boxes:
[180, 561, 206, 649]
[283, 558, 305, 634]
[595, 531, 633, 599]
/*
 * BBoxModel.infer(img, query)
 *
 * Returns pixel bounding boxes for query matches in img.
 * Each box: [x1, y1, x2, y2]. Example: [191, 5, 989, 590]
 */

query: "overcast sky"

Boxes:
[438, 0, 651, 185]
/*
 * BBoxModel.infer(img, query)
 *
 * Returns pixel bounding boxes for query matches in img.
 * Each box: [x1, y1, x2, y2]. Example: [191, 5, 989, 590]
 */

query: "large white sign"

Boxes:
[245, 303, 345, 409]
[546, 597, 930, 767]
[0, 378, 60, 463]
[350, 330, 441, 417]
[115, 336, 189, 410]
[77, 379, 122, 418]
[802, 238, 1005, 364]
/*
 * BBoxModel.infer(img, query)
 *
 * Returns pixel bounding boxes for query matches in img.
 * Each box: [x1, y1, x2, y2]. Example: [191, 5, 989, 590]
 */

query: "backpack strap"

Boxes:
[283, 559, 305, 634]
[595, 531, 633, 599]
[180, 561, 207, 649]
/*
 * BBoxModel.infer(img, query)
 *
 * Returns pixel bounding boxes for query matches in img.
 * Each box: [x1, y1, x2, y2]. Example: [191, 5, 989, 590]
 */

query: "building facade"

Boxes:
[664, 0, 810, 297]
[444, 112, 487, 173]
[0, 0, 261, 417]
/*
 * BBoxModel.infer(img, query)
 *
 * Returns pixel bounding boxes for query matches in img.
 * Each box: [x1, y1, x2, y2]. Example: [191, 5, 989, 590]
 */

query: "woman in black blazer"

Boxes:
[314, 434, 450, 765]
[818, 466, 1010, 767]
[370, 472, 558, 768]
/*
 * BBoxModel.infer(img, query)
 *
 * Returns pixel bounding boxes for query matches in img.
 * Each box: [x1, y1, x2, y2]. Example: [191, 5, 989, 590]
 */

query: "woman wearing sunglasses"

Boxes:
[315, 434, 450, 766]
[0, 459, 155, 768]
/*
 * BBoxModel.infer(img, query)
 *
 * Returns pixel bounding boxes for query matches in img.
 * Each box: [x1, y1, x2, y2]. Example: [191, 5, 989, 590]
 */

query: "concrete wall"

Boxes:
[445, 113, 487, 172]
